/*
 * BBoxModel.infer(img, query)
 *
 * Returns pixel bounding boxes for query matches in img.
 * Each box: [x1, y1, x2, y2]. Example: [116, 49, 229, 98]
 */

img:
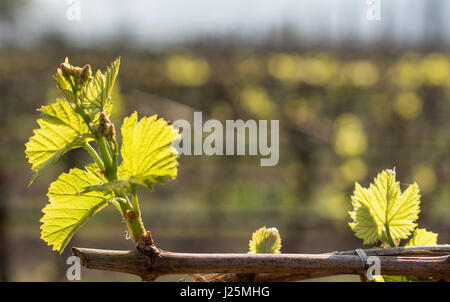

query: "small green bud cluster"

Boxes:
[98, 112, 116, 139]
[59, 62, 93, 90]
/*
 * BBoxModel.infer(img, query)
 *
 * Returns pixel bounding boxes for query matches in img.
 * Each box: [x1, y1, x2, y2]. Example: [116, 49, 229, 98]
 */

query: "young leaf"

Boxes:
[349, 169, 420, 245]
[380, 228, 438, 282]
[81, 58, 120, 112]
[40, 165, 112, 253]
[249, 226, 282, 254]
[406, 228, 438, 246]
[53, 58, 73, 98]
[119, 112, 181, 191]
[81, 179, 132, 195]
[25, 99, 94, 185]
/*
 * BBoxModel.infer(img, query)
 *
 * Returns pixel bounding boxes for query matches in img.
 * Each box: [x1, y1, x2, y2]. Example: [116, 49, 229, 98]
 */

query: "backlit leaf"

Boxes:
[25, 99, 93, 185]
[119, 112, 180, 191]
[406, 228, 438, 247]
[40, 165, 112, 253]
[349, 169, 420, 245]
[379, 228, 438, 282]
[249, 226, 282, 254]
[81, 58, 120, 112]
[81, 179, 132, 196]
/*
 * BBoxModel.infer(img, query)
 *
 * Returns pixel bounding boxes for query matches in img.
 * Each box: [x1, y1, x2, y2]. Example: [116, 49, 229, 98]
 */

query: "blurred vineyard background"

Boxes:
[0, 0, 450, 281]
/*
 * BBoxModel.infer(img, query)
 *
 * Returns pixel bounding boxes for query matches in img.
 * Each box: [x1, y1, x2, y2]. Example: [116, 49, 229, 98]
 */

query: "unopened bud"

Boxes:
[73, 66, 83, 77]
[98, 112, 114, 138]
[97, 125, 106, 137]
[80, 64, 93, 83]
[59, 60, 92, 90]
[106, 123, 116, 139]
[60, 62, 72, 78]
[125, 210, 135, 221]
[99, 112, 111, 125]
[142, 231, 154, 246]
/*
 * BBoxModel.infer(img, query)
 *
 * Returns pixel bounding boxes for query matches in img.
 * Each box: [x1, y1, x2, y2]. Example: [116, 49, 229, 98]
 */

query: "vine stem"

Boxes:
[123, 186, 147, 248]
[109, 140, 118, 177]
[96, 137, 114, 178]
[72, 245, 450, 281]
[83, 142, 104, 170]
[71, 89, 114, 179]
[384, 224, 397, 248]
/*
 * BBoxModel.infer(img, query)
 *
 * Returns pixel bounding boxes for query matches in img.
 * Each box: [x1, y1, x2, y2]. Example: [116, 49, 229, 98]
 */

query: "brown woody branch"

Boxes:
[72, 245, 450, 282]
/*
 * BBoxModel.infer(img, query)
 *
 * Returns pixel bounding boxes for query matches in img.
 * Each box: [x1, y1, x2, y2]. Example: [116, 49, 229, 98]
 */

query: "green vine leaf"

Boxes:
[249, 226, 282, 254]
[119, 112, 181, 191]
[25, 99, 94, 185]
[379, 228, 438, 282]
[81, 58, 120, 112]
[81, 177, 165, 196]
[81, 179, 132, 195]
[40, 165, 112, 253]
[406, 228, 438, 246]
[349, 169, 420, 245]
